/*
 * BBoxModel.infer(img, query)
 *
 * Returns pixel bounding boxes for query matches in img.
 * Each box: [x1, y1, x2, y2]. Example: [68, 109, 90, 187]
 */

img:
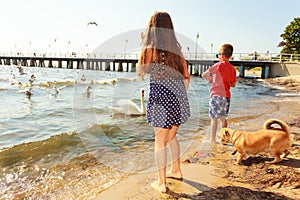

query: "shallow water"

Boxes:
[0, 64, 296, 198]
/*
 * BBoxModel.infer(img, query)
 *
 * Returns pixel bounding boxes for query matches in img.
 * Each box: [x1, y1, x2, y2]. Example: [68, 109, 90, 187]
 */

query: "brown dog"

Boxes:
[221, 119, 291, 165]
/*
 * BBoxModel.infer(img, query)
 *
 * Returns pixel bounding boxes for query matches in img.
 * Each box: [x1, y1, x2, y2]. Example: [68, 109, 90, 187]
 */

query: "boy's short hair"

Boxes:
[219, 44, 233, 58]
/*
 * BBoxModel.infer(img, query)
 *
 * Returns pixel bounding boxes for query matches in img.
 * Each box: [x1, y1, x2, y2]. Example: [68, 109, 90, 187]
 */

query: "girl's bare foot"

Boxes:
[166, 171, 182, 180]
[151, 181, 167, 193]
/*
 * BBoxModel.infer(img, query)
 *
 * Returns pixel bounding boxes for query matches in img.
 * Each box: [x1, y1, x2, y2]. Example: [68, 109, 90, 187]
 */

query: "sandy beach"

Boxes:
[97, 76, 300, 200]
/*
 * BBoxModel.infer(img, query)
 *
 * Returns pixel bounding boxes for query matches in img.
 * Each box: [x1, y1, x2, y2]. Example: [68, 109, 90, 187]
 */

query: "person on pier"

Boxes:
[137, 11, 190, 193]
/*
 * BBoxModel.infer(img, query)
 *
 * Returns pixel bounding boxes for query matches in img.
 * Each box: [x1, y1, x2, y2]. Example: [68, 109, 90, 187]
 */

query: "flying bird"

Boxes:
[53, 85, 66, 95]
[16, 65, 26, 75]
[87, 21, 98, 26]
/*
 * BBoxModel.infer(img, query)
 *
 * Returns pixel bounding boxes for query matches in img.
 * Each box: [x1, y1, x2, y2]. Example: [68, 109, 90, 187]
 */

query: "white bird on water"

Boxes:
[108, 88, 146, 116]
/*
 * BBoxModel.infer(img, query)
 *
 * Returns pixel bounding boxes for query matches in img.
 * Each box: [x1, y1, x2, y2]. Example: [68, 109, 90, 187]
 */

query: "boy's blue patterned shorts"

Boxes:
[209, 96, 230, 118]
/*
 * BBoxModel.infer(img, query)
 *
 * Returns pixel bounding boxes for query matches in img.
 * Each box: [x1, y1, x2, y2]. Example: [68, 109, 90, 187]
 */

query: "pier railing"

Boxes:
[0, 52, 299, 62]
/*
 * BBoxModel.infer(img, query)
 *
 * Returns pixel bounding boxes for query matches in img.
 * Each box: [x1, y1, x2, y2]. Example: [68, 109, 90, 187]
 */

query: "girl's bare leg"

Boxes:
[152, 127, 169, 192]
[166, 125, 182, 179]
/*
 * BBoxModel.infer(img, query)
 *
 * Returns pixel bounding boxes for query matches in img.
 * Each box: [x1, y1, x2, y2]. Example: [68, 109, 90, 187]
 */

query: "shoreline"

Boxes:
[97, 77, 300, 199]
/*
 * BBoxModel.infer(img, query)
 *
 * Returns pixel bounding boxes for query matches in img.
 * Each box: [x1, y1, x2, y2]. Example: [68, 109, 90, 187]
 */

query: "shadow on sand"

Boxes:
[241, 156, 300, 168]
[166, 179, 293, 200]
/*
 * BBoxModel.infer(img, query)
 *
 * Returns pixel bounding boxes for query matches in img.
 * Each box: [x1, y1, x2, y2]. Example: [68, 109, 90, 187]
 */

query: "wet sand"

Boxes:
[97, 77, 300, 200]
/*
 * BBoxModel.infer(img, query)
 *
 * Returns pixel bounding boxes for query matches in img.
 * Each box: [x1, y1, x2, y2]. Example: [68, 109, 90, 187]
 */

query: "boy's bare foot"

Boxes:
[151, 181, 167, 193]
[166, 171, 182, 180]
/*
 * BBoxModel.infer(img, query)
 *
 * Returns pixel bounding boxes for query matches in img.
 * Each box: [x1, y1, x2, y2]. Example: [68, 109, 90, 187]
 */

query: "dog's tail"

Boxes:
[263, 118, 289, 133]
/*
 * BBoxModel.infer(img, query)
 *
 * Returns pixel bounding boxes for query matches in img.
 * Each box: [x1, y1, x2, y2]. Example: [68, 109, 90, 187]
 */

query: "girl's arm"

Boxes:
[182, 62, 190, 91]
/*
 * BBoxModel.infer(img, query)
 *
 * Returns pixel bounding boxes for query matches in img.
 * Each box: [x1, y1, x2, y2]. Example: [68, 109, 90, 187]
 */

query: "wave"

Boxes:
[30, 77, 137, 90]
[0, 130, 126, 199]
[0, 88, 8, 91]
[275, 92, 300, 97]
[0, 131, 83, 168]
[0, 118, 151, 168]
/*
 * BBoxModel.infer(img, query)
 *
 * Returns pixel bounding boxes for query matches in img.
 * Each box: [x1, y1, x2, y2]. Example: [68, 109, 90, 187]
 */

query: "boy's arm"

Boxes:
[202, 70, 213, 82]
[230, 81, 236, 87]
[230, 68, 237, 87]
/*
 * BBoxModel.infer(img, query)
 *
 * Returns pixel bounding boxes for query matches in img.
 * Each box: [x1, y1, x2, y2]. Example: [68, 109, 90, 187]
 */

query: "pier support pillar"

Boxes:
[58, 60, 62, 68]
[90, 62, 94, 70]
[239, 65, 245, 78]
[48, 60, 53, 68]
[130, 62, 136, 72]
[189, 64, 193, 75]
[30, 59, 36, 67]
[96, 62, 100, 70]
[77, 61, 83, 69]
[67, 60, 73, 69]
[126, 62, 129, 72]
[6, 59, 11, 65]
[22, 59, 28, 66]
[105, 62, 110, 71]
[261, 66, 269, 79]
[117, 62, 123, 72]
[113, 62, 116, 71]
[192, 65, 198, 75]
[38, 60, 45, 67]
[12, 59, 18, 65]
[99, 62, 103, 70]
[86, 61, 90, 70]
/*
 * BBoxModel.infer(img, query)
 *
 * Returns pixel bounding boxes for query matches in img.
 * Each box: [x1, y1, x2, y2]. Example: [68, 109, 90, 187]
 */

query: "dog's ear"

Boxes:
[225, 130, 230, 137]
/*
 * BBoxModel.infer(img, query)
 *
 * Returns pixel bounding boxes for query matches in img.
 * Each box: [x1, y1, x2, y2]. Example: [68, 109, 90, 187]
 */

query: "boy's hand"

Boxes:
[207, 75, 213, 83]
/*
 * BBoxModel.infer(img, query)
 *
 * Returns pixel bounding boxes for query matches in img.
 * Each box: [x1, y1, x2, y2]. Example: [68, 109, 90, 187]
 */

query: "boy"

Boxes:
[202, 44, 236, 143]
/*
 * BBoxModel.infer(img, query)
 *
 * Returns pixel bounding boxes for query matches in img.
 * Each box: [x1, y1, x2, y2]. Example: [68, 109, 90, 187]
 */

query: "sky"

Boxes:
[0, 0, 299, 56]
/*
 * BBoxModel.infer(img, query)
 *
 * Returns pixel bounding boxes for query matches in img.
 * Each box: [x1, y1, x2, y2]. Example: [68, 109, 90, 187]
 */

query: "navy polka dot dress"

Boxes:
[146, 55, 190, 128]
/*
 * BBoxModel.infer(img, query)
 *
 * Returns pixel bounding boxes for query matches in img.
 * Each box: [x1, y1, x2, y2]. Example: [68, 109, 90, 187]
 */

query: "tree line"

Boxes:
[278, 17, 300, 55]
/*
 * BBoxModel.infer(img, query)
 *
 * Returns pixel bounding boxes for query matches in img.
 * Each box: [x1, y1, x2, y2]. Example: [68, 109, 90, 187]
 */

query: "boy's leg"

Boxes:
[220, 116, 227, 128]
[211, 118, 218, 143]
[222, 98, 230, 128]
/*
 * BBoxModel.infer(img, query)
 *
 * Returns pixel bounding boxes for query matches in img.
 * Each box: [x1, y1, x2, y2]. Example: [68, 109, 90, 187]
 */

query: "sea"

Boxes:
[0, 64, 299, 199]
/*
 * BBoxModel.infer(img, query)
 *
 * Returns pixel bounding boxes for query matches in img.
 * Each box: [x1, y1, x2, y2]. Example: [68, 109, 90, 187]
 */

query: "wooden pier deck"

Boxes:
[0, 53, 299, 78]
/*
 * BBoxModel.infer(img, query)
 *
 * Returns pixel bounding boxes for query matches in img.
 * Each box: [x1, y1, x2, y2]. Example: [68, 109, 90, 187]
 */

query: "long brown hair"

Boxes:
[137, 11, 188, 79]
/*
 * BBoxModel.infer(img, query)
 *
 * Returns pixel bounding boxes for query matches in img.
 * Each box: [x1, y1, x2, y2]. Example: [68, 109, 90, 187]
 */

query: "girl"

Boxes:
[137, 11, 190, 193]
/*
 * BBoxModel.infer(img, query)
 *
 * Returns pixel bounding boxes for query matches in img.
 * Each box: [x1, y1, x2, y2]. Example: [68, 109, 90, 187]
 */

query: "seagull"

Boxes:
[54, 85, 66, 95]
[9, 74, 18, 85]
[28, 74, 36, 85]
[25, 87, 32, 99]
[81, 74, 87, 82]
[87, 21, 98, 26]
[85, 84, 92, 98]
[16, 65, 27, 75]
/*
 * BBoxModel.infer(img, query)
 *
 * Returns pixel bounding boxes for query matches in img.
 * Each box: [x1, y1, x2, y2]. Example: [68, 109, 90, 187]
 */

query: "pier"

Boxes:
[0, 52, 299, 78]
